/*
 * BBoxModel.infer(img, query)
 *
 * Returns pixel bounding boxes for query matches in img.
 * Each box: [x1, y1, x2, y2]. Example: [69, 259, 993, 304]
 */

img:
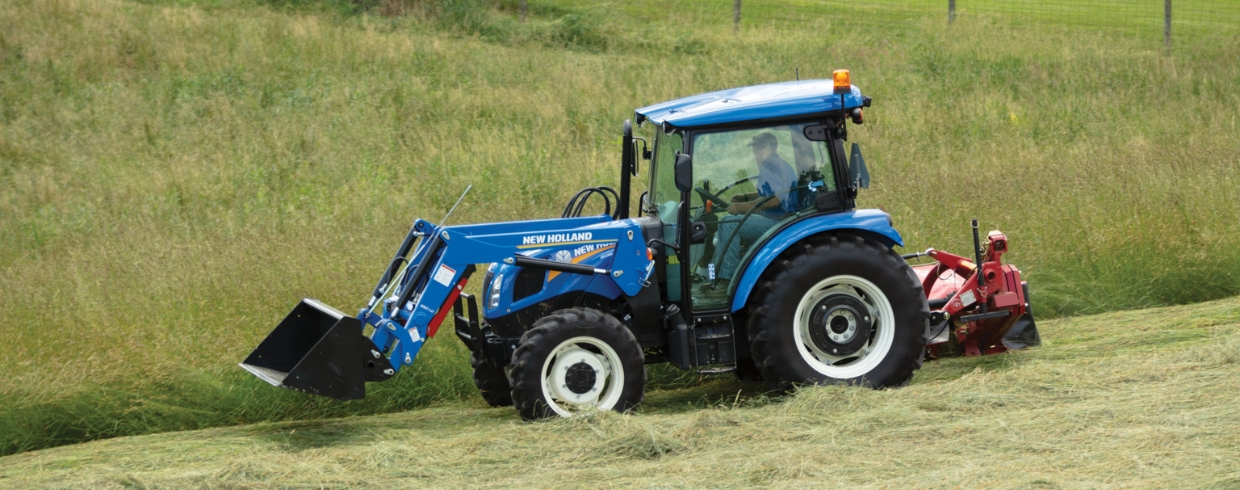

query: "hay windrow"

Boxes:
[5, 298, 1238, 487]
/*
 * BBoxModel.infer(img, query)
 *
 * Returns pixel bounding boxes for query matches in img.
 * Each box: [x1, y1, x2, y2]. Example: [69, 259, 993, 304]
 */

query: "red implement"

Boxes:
[910, 230, 1040, 358]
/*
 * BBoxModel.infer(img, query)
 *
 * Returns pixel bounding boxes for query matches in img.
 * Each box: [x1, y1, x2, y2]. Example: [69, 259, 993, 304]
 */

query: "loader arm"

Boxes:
[241, 215, 655, 400]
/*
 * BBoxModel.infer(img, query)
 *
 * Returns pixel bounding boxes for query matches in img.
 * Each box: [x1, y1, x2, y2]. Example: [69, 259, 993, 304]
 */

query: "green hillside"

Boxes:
[1, 0, 1238, 457]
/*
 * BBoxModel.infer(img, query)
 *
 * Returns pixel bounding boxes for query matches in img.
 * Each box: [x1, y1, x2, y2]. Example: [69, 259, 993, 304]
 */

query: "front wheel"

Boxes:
[748, 233, 929, 391]
[471, 352, 513, 407]
[507, 308, 646, 420]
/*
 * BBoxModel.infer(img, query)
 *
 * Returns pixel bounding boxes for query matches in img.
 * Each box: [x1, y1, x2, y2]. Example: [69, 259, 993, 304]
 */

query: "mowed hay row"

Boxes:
[2, 298, 1239, 487]
[1, 0, 1239, 455]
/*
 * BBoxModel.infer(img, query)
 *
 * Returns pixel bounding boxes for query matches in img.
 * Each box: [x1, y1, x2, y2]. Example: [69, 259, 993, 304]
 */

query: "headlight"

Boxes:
[482, 264, 495, 293]
[487, 273, 504, 310]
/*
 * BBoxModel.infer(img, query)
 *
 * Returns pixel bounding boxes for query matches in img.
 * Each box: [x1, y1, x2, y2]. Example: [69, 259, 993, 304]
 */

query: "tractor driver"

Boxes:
[707, 132, 798, 286]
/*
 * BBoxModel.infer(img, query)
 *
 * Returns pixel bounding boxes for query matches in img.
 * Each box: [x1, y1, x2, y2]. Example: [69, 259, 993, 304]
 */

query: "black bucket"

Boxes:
[240, 299, 393, 400]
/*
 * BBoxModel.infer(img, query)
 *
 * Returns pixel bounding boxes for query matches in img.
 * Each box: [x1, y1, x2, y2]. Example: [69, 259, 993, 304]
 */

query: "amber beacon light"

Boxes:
[833, 69, 851, 94]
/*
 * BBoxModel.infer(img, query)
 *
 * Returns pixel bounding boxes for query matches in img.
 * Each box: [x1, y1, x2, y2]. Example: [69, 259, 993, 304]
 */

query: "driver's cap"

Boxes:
[746, 132, 777, 149]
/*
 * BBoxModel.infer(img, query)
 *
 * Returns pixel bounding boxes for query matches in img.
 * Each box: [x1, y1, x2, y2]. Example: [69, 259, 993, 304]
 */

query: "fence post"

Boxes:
[520, 0, 527, 22]
[734, 0, 742, 36]
[1164, 0, 1172, 51]
[949, 0, 956, 24]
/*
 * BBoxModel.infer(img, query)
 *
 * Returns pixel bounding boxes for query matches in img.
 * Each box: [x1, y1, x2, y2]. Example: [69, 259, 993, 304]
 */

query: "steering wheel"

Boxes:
[694, 187, 729, 208]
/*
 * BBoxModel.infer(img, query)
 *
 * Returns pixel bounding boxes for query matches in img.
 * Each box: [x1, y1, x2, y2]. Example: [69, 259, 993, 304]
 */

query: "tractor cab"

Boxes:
[632, 73, 872, 319]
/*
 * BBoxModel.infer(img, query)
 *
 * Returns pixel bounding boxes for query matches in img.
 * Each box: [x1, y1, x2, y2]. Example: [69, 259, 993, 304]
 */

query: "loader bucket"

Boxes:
[240, 299, 392, 400]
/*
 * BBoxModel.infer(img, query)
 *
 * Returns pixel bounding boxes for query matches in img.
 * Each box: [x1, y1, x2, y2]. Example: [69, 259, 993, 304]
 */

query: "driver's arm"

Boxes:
[731, 192, 754, 203]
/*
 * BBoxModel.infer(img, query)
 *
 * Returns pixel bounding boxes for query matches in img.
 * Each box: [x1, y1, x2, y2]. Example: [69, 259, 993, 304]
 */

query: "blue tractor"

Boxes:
[241, 71, 953, 420]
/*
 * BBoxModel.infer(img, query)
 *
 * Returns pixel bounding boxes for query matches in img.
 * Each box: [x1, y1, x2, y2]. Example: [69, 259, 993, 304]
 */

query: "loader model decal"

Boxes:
[546, 243, 617, 282]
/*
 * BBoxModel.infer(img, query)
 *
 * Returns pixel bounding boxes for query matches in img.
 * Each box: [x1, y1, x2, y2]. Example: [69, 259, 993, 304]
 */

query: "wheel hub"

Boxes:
[564, 361, 597, 395]
[546, 345, 610, 406]
[792, 275, 898, 379]
[807, 294, 873, 357]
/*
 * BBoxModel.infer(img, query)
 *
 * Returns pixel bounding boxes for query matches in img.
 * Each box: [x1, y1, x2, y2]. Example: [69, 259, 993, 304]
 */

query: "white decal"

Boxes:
[708, 264, 716, 281]
[573, 244, 598, 256]
[409, 328, 422, 343]
[433, 264, 456, 287]
[521, 232, 594, 246]
[553, 250, 573, 263]
[958, 289, 976, 307]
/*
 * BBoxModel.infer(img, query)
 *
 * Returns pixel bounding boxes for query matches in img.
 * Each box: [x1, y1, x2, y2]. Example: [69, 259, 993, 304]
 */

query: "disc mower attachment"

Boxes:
[240, 299, 393, 400]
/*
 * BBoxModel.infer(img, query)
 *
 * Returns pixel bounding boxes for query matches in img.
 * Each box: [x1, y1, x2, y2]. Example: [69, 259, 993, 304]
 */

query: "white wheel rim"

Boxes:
[792, 275, 895, 380]
[539, 336, 625, 417]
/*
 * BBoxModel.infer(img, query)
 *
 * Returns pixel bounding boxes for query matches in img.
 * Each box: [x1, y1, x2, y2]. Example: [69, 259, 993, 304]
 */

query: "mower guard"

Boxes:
[240, 299, 393, 400]
[1001, 284, 1041, 350]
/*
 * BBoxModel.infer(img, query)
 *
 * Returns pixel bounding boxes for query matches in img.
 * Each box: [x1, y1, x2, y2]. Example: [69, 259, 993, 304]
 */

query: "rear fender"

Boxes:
[730, 209, 903, 312]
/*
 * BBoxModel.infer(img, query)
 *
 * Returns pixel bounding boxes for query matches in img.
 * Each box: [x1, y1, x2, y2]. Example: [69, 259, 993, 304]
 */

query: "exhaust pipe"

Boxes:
[240, 299, 393, 400]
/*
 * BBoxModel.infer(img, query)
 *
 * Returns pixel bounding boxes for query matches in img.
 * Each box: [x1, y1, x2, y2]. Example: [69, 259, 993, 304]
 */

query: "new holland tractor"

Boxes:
[241, 70, 1040, 420]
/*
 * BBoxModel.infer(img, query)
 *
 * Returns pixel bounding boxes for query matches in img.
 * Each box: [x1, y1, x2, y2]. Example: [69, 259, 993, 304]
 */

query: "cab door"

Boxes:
[647, 130, 687, 307]
[681, 123, 836, 313]
[650, 123, 837, 314]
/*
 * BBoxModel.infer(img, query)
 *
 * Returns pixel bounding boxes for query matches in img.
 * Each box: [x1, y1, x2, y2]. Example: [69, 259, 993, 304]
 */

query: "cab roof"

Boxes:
[634, 79, 868, 130]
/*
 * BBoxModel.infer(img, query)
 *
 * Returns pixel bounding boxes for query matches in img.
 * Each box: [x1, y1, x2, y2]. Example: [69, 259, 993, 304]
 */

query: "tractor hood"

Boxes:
[634, 79, 867, 129]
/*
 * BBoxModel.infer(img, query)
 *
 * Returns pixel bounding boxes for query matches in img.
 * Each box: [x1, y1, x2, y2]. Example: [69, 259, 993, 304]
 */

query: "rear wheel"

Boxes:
[507, 308, 646, 420]
[748, 233, 928, 391]
[733, 358, 763, 381]
[471, 352, 513, 407]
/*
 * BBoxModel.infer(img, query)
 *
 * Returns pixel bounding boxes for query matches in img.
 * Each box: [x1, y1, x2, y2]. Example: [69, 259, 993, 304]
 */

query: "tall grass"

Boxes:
[1, 0, 1238, 456]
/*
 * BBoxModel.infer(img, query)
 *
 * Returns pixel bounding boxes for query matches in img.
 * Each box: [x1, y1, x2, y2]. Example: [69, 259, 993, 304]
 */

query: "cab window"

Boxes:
[683, 123, 834, 310]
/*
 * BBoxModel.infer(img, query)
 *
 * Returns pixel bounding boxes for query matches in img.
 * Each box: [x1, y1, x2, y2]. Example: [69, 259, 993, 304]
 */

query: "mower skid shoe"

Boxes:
[240, 299, 392, 400]
[1002, 284, 1042, 351]
[1002, 313, 1041, 350]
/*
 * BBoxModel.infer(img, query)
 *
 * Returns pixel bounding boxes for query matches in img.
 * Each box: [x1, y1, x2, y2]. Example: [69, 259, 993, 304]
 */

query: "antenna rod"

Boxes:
[439, 184, 472, 228]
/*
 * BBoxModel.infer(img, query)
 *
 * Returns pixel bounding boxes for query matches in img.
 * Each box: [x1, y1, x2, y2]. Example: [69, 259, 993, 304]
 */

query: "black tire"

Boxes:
[507, 308, 646, 421]
[748, 232, 929, 391]
[733, 358, 764, 382]
[471, 352, 513, 407]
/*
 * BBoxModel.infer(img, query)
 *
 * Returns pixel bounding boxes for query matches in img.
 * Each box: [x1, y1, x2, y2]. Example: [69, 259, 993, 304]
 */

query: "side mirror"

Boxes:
[848, 143, 870, 189]
[674, 153, 693, 193]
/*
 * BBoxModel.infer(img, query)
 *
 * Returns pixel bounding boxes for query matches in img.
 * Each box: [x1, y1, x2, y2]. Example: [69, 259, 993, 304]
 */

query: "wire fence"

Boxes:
[957, 1, 1238, 36]
[732, 1, 1240, 45]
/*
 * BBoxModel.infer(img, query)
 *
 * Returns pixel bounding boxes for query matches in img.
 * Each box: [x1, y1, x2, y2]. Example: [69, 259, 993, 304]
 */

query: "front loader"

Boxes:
[242, 70, 1040, 419]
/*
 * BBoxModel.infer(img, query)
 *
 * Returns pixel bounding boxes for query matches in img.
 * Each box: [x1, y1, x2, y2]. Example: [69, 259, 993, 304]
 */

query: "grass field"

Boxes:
[3, 297, 1239, 487]
[1, 0, 1239, 458]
